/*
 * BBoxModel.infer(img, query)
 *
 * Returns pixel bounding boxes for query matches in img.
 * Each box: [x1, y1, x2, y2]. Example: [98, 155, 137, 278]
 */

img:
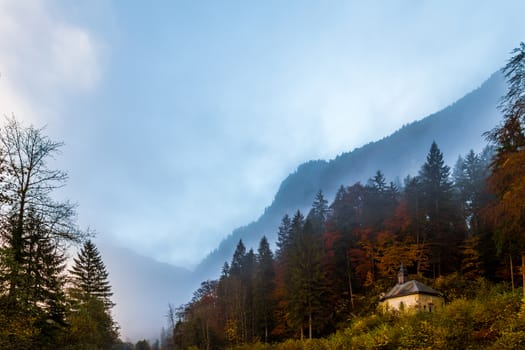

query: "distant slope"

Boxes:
[99, 241, 193, 342]
[195, 71, 505, 279]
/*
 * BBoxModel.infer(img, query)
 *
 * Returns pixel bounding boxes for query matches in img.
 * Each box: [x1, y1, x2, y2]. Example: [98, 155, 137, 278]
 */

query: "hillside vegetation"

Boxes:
[165, 44, 525, 350]
[234, 280, 524, 350]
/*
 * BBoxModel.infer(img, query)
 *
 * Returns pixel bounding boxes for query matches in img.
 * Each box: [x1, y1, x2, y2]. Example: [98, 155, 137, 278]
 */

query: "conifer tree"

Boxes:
[307, 190, 329, 233]
[253, 236, 275, 343]
[418, 141, 464, 275]
[365, 170, 398, 229]
[230, 240, 246, 277]
[419, 142, 454, 219]
[67, 240, 118, 348]
[328, 185, 349, 231]
[273, 215, 294, 339]
[69, 240, 114, 309]
[224, 240, 254, 343]
[276, 214, 292, 262]
[453, 148, 493, 235]
[453, 148, 494, 279]
[288, 219, 325, 339]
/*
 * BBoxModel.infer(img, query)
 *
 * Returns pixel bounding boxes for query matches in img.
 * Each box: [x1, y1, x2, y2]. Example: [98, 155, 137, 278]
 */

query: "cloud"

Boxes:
[0, 0, 103, 126]
[3, 0, 525, 271]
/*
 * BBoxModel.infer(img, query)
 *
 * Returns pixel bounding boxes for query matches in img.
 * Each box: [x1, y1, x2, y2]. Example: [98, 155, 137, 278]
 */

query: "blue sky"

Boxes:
[1, 0, 525, 268]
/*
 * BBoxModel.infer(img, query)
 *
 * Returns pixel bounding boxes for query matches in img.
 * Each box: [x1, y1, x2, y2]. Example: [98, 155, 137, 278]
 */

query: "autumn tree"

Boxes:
[484, 42, 525, 296]
[191, 281, 220, 350]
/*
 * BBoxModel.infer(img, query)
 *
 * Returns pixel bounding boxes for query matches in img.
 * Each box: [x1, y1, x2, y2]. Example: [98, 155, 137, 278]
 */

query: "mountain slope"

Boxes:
[98, 241, 192, 342]
[195, 71, 506, 278]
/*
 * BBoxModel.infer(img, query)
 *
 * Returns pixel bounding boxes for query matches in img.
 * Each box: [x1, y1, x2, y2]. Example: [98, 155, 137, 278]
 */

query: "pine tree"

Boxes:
[223, 240, 256, 344]
[419, 142, 455, 220]
[365, 170, 398, 229]
[328, 185, 349, 230]
[242, 249, 255, 343]
[453, 148, 493, 235]
[273, 215, 294, 340]
[253, 236, 275, 343]
[368, 170, 387, 193]
[418, 141, 464, 275]
[26, 212, 69, 349]
[276, 214, 292, 262]
[307, 190, 329, 233]
[69, 240, 114, 309]
[67, 240, 118, 348]
[230, 240, 246, 277]
[453, 148, 495, 279]
[286, 215, 325, 339]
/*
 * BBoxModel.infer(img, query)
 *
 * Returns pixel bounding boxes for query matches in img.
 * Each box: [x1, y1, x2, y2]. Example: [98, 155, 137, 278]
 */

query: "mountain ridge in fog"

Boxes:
[106, 71, 505, 342]
[195, 71, 505, 279]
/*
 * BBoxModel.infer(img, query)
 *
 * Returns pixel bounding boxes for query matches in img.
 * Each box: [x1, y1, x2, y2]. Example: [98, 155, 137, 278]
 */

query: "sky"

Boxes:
[1, 0, 525, 269]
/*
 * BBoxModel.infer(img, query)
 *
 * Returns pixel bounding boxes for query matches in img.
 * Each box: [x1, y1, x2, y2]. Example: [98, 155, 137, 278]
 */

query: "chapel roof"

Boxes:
[380, 279, 441, 301]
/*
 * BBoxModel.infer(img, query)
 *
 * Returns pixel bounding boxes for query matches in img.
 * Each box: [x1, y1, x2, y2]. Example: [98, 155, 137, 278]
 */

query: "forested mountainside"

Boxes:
[174, 45, 525, 349]
[195, 71, 505, 279]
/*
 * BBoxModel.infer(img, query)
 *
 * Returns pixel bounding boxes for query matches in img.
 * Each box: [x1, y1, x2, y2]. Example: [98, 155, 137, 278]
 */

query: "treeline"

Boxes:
[0, 118, 120, 349]
[171, 43, 525, 350]
[173, 143, 494, 349]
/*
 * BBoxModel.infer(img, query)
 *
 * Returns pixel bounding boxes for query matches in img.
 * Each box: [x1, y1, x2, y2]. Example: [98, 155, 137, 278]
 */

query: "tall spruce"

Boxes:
[453, 148, 493, 235]
[253, 236, 275, 343]
[69, 240, 114, 309]
[225, 240, 253, 343]
[276, 214, 292, 262]
[328, 186, 350, 231]
[67, 240, 118, 348]
[365, 171, 398, 229]
[418, 141, 464, 275]
[230, 240, 246, 277]
[288, 219, 325, 339]
[307, 190, 329, 233]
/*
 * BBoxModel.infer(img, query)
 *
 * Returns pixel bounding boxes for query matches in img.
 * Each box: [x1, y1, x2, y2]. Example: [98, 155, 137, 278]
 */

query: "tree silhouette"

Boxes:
[69, 240, 114, 309]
